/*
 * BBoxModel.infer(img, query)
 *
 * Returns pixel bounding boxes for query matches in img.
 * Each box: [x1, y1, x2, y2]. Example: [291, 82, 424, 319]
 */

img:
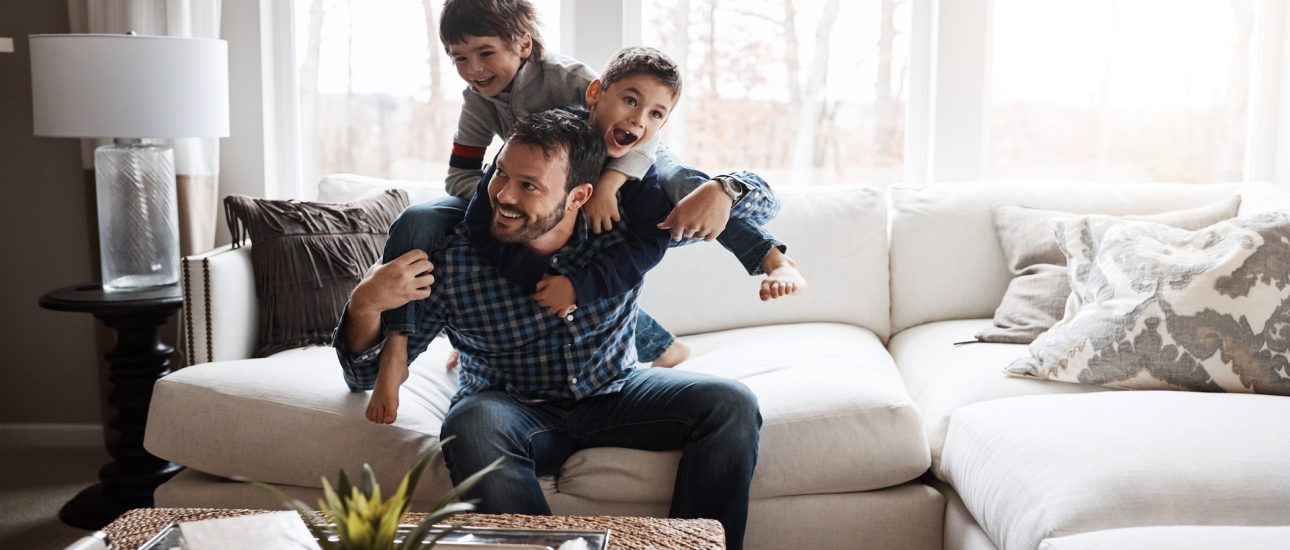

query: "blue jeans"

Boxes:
[381, 195, 469, 334]
[381, 196, 677, 362]
[440, 368, 762, 550]
[654, 145, 785, 276]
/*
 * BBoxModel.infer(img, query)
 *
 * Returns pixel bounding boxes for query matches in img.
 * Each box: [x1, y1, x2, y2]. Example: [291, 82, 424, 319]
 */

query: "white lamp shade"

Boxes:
[30, 34, 229, 139]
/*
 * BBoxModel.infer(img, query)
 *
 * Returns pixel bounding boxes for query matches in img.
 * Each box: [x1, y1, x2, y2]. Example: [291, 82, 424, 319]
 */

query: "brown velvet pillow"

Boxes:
[224, 190, 409, 357]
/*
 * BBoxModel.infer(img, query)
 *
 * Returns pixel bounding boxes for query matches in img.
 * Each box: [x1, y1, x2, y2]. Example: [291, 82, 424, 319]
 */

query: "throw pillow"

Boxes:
[1006, 212, 1290, 396]
[224, 190, 409, 357]
[976, 197, 1241, 344]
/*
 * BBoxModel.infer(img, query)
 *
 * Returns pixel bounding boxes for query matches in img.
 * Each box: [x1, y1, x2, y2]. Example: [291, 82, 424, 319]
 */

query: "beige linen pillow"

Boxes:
[1006, 212, 1290, 395]
[977, 197, 1241, 344]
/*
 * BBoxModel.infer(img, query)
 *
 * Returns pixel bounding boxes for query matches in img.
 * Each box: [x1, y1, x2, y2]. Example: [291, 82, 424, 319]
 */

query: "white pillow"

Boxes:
[1007, 212, 1290, 396]
[316, 173, 448, 205]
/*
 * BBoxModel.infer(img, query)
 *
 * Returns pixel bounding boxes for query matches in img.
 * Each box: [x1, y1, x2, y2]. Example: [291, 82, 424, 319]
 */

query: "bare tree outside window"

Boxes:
[293, 0, 561, 191]
[643, 0, 911, 187]
[987, 0, 1255, 183]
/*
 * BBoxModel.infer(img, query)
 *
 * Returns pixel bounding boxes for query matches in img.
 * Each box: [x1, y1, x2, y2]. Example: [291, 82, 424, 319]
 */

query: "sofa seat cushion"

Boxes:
[147, 322, 927, 503]
[1039, 526, 1290, 550]
[554, 323, 929, 503]
[890, 320, 1109, 469]
[940, 391, 1290, 550]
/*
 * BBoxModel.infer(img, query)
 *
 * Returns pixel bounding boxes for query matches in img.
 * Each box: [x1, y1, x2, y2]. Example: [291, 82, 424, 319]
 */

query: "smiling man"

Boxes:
[333, 110, 762, 550]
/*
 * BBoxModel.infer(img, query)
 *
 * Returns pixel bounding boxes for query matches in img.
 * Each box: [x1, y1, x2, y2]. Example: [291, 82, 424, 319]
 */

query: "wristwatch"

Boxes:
[714, 175, 746, 202]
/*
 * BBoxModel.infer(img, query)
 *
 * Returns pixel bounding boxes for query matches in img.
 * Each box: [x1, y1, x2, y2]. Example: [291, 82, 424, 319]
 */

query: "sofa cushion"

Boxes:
[223, 190, 409, 357]
[1039, 526, 1290, 550]
[888, 181, 1240, 334]
[940, 391, 1290, 550]
[889, 320, 1109, 470]
[147, 322, 927, 504]
[1009, 212, 1290, 396]
[977, 197, 1240, 344]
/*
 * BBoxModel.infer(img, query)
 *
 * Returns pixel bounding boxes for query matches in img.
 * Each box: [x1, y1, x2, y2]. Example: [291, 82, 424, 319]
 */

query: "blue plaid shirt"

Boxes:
[334, 181, 671, 403]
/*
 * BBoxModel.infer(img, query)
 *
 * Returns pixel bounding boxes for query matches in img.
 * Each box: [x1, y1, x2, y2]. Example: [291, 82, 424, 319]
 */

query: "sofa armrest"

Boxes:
[182, 244, 257, 365]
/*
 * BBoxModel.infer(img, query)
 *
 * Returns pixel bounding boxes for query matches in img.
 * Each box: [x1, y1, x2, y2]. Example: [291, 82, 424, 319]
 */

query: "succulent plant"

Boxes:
[247, 436, 501, 550]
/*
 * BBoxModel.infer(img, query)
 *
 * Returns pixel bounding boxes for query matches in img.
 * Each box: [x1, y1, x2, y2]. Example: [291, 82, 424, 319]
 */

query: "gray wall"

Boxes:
[0, 0, 103, 426]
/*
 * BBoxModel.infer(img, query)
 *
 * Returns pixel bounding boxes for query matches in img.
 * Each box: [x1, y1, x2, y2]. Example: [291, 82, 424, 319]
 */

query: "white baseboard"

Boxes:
[0, 423, 104, 448]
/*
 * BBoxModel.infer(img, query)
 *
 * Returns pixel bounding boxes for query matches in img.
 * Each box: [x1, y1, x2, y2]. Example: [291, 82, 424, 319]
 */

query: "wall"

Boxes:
[0, 0, 104, 443]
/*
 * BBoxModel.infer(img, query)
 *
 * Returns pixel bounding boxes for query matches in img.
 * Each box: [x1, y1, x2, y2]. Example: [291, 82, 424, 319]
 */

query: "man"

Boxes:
[333, 110, 762, 550]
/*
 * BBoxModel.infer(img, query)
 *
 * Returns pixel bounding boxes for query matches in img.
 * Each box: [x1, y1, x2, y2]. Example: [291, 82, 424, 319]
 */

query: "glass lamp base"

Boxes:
[95, 142, 179, 292]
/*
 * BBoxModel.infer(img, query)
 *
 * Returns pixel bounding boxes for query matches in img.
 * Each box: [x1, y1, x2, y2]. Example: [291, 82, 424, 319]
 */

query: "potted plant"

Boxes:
[248, 436, 501, 550]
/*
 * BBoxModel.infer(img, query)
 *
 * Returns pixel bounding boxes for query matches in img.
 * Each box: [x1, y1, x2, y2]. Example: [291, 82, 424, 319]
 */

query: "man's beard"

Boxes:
[491, 195, 568, 243]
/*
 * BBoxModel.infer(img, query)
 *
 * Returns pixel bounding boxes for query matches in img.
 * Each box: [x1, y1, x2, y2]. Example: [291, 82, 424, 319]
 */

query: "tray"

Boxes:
[134, 521, 610, 550]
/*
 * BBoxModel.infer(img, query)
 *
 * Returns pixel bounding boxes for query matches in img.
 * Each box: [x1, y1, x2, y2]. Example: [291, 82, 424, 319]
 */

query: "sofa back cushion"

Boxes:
[888, 181, 1241, 334]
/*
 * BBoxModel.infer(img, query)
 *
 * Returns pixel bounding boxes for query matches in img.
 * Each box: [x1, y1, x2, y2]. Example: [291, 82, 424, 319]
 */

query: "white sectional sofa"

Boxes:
[144, 177, 1290, 549]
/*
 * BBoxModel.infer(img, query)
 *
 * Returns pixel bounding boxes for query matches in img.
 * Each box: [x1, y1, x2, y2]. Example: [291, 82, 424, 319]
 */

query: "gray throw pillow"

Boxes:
[224, 190, 409, 357]
[1006, 211, 1290, 396]
[976, 197, 1241, 344]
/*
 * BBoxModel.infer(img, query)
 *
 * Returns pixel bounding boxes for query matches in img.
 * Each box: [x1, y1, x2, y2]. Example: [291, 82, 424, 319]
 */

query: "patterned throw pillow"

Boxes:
[1007, 212, 1290, 396]
[224, 190, 409, 357]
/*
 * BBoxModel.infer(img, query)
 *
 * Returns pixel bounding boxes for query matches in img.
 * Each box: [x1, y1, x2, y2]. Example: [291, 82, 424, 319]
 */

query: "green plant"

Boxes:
[247, 436, 501, 550]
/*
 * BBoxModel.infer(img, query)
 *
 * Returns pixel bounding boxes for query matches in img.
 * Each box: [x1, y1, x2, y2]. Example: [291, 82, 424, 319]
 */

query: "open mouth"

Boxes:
[612, 128, 639, 148]
[473, 76, 496, 89]
[496, 206, 524, 220]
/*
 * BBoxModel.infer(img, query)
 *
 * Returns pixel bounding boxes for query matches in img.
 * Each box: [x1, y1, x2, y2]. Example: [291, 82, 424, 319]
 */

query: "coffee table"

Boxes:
[103, 507, 725, 549]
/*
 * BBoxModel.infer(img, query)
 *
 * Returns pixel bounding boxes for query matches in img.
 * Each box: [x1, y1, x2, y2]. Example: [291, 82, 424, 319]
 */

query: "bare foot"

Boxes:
[652, 339, 691, 368]
[367, 334, 410, 424]
[759, 249, 807, 301]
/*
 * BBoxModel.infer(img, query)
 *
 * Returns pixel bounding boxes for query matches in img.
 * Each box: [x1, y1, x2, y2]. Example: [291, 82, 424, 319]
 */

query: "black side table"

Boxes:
[40, 283, 186, 530]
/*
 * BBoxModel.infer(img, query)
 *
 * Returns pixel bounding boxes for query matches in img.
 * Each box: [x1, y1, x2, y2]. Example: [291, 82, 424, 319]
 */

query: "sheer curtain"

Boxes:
[68, 0, 223, 256]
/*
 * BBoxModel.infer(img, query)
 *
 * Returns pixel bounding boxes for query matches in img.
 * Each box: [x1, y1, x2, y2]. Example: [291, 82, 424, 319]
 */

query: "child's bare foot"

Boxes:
[367, 334, 410, 424]
[760, 249, 806, 301]
[652, 340, 691, 368]
[445, 349, 459, 371]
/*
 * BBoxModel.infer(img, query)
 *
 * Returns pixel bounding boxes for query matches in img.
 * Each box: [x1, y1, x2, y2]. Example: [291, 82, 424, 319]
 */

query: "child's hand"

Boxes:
[657, 180, 733, 242]
[584, 188, 621, 234]
[534, 275, 578, 317]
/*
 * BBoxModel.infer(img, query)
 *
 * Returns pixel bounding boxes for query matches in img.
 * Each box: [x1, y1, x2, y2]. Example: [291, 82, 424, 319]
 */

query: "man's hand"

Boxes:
[350, 249, 435, 319]
[657, 180, 733, 242]
[584, 187, 621, 234]
[533, 274, 577, 317]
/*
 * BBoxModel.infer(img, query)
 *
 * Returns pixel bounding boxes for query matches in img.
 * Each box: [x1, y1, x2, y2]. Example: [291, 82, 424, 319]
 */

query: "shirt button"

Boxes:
[565, 314, 574, 322]
[551, 256, 560, 265]
[569, 376, 578, 384]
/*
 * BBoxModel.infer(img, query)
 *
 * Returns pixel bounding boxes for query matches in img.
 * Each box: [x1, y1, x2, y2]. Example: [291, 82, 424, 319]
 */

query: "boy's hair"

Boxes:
[600, 47, 683, 100]
[507, 110, 606, 192]
[440, 0, 545, 61]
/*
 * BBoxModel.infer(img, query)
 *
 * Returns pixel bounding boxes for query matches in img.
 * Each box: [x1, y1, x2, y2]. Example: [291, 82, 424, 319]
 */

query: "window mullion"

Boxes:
[932, 0, 992, 182]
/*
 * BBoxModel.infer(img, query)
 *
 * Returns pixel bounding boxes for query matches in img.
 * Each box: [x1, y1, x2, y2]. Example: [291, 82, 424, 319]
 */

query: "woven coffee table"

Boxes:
[104, 507, 725, 549]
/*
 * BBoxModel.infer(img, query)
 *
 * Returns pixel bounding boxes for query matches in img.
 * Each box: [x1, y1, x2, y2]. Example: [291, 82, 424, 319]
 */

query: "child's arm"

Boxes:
[445, 91, 501, 199]
[584, 169, 630, 234]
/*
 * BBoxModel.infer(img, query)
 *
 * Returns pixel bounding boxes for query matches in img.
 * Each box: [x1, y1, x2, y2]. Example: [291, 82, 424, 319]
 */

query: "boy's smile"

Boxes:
[447, 34, 532, 98]
[585, 74, 675, 158]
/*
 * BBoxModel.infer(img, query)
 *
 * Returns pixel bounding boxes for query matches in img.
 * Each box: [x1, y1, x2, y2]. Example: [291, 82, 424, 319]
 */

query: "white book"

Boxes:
[176, 511, 321, 550]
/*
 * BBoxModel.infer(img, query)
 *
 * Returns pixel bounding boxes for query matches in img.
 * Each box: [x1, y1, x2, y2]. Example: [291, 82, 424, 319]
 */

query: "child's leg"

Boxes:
[380, 195, 468, 333]
[636, 309, 691, 368]
[367, 332, 409, 424]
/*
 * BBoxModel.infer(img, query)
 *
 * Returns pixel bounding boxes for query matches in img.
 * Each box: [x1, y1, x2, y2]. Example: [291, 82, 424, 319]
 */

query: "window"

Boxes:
[641, 0, 911, 186]
[293, 0, 561, 189]
[986, 0, 1257, 182]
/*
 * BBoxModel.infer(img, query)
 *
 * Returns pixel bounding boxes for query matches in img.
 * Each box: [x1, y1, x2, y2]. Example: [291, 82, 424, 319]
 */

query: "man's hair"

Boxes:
[507, 110, 606, 192]
[600, 46, 682, 100]
[440, 0, 545, 61]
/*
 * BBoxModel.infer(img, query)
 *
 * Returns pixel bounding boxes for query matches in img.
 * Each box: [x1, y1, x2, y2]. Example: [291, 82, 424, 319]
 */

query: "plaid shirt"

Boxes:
[335, 184, 670, 403]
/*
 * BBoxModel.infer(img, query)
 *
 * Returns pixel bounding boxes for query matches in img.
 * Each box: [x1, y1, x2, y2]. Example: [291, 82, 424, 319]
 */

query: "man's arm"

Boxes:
[333, 250, 437, 391]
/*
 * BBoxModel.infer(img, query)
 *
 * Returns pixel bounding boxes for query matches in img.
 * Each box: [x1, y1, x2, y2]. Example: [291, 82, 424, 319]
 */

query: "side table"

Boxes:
[40, 283, 186, 530]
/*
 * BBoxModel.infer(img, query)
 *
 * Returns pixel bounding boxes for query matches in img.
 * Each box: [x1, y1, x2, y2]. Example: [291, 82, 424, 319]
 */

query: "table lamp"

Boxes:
[30, 33, 229, 291]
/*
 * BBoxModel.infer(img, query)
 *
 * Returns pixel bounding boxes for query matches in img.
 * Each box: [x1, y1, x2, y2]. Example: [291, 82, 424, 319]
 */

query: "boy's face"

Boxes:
[584, 74, 676, 159]
[447, 34, 532, 98]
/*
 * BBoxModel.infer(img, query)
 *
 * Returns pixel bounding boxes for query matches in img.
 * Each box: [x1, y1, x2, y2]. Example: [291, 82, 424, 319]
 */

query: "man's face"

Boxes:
[488, 142, 572, 243]
[585, 73, 676, 158]
[446, 34, 531, 98]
